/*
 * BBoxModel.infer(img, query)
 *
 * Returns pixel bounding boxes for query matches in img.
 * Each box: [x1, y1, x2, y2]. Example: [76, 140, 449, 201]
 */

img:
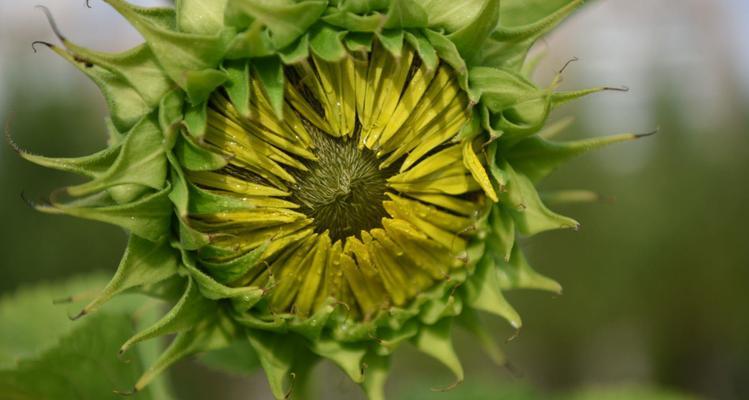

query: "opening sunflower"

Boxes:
[14, 1, 648, 399]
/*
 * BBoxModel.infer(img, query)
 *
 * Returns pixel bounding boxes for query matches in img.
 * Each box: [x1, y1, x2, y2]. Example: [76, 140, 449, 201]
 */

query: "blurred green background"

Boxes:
[1, 1, 747, 399]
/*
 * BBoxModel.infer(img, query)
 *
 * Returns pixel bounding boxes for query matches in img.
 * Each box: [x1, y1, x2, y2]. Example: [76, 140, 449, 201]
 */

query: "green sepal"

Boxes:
[36, 185, 173, 242]
[133, 316, 234, 392]
[464, 257, 522, 328]
[75, 235, 179, 318]
[489, 205, 515, 261]
[376, 29, 404, 57]
[309, 338, 367, 383]
[167, 155, 189, 214]
[404, 31, 437, 71]
[47, 45, 150, 132]
[221, 59, 252, 117]
[482, 0, 582, 70]
[468, 66, 540, 112]
[486, 140, 509, 188]
[411, 318, 463, 385]
[253, 57, 286, 119]
[59, 42, 172, 109]
[15, 141, 119, 179]
[345, 32, 374, 53]
[225, 22, 276, 59]
[418, 283, 462, 325]
[541, 190, 605, 205]
[227, 0, 327, 50]
[496, 244, 562, 294]
[183, 100, 208, 138]
[310, 24, 349, 62]
[176, 0, 228, 35]
[495, 97, 552, 140]
[246, 329, 302, 399]
[446, 0, 499, 63]
[174, 131, 228, 171]
[552, 86, 627, 108]
[507, 132, 645, 182]
[184, 69, 228, 105]
[338, 0, 389, 14]
[65, 115, 167, 198]
[415, 0, 488, 32]
[104, 0, 233, 103]
[361, 352, 389, 400]
[500, 160, 579, 234]
[456, 308, 507, 366]
[158, 90, 185, 141]
[200, 242, 269, 285]
[384, 0, 428, 29]
[178, 248, 265, 306]
[322, 11, 385, 32]
[423, 29, 468, 90]
[120, 277, 215, 354]
[278, 35, 311, 65]
[187, 181, 258, 214]
[177, 216, 212, 250]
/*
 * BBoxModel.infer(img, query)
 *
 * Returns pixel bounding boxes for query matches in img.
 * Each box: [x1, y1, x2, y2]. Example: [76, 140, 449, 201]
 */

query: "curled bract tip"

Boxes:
[430, 379, 463, 393]
[35, 5, 66, 42]
[635, 126, 660, 138]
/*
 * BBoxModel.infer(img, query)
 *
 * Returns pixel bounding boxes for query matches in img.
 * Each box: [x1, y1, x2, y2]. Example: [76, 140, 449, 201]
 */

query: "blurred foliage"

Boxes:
[0, 275, 172, 399]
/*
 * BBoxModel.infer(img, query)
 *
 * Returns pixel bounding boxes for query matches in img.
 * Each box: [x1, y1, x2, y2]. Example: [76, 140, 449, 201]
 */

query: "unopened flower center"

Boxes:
[290, 126, 397, 241]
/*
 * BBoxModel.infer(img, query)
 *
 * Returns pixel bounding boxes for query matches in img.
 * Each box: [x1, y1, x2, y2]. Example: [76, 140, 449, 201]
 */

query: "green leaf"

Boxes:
[0, 275, 106, 368]
[0, 313, 155, 400]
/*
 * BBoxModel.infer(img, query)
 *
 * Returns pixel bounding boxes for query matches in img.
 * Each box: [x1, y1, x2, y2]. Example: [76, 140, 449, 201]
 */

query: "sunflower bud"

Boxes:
[17, 1, 646, 398]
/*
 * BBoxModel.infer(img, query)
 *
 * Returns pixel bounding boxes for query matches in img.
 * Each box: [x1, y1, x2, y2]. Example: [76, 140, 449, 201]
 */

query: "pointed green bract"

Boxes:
[19, 1, 642, 399]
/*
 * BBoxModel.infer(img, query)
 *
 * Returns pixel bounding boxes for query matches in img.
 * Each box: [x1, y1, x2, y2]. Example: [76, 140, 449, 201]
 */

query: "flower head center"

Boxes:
[290, 126, 397, 241]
